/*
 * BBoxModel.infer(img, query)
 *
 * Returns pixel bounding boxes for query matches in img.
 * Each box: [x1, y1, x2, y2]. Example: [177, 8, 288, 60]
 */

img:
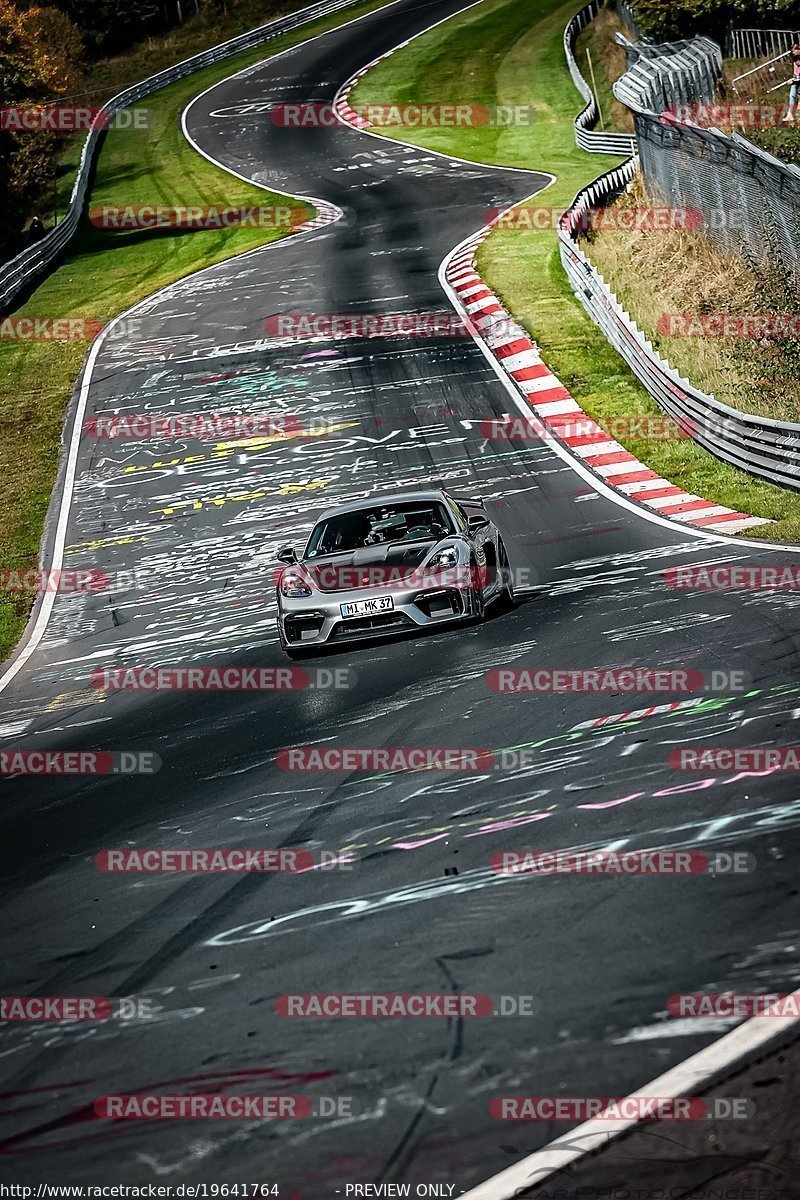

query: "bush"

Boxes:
[634, 0, 800, 44]
[0, 0, 84, 258]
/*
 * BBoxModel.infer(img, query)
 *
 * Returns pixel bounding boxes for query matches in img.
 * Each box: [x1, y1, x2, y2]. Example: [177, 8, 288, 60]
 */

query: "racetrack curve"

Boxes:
[1, 0, 800, 1191]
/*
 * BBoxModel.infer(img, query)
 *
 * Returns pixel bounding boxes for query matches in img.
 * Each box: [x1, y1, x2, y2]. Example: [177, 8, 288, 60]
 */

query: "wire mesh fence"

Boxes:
[613, 33, 800, 296]
[557, 160, 800, 492]
[558, 10, 800, 486]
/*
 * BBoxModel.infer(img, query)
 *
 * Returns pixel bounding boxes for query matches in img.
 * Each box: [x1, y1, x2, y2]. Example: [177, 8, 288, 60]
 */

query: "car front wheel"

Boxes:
[469, 556, 486, 622]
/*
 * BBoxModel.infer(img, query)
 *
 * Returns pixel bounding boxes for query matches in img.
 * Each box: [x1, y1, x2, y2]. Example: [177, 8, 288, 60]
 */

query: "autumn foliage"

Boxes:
[0, 0, 84, 258]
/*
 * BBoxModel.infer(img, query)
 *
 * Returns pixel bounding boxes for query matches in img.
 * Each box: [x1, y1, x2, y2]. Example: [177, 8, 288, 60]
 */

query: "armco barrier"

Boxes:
[557, 161, 800, 493]
[564, 0, 636, 155]
[614, 33, 722, 112]
[0, 0, 360, 315]
[559, 5, 800, 493]
[612, 31, 800, 293]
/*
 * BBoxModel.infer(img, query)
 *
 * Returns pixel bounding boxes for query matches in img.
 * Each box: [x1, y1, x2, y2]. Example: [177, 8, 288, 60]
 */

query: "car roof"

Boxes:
[314, 490, 449, 523]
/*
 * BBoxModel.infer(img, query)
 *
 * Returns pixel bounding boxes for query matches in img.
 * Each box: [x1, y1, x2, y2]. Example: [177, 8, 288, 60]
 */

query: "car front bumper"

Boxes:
[279, 582, 475, 649]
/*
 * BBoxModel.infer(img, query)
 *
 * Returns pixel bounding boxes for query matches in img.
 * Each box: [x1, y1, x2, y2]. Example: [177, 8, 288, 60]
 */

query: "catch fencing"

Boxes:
[0, 0, 359, 315]
[558, 8, 800, 491]
[613, 33, 800, 296]
[557, 161, 800, 492]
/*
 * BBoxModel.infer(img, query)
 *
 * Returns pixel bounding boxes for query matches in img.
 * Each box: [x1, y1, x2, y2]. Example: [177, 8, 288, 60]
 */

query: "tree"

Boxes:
[36, 0, 163, 55]
[634, 0, 800, 42]
[0, 0, 84, 259]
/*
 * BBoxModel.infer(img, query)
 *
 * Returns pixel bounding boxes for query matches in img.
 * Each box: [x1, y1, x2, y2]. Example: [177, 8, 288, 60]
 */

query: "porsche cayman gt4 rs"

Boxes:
[275, 489, 514, 656]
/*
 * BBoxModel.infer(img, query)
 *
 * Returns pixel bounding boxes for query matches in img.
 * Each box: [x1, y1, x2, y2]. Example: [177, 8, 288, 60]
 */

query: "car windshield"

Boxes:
[305, 500, 453, 557]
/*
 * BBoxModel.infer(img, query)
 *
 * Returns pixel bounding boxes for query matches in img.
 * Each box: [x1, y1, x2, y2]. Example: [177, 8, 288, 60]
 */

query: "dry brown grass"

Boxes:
[584, 175, 800, 422]
[574, 3, 634, 134]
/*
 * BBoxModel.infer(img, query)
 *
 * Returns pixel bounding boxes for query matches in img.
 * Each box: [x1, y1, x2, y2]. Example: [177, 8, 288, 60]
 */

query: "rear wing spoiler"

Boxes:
[450, 494, 485, 508]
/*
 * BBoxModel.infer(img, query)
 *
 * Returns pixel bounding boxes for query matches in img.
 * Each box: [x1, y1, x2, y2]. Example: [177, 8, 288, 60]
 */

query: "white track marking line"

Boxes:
[334, 21, 792, 552]
[331, 0, 548, 174]
[0, 0, 413, 694]
[4, 0, 797, 707]
[437, 215, 794, 551]
[461, 989, 800, 1198]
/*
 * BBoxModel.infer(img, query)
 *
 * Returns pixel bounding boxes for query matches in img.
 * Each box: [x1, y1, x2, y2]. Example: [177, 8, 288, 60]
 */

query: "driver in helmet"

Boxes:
[365, 509, 408, 545]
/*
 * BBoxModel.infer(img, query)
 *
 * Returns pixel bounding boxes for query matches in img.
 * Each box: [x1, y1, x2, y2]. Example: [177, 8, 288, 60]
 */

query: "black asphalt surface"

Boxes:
[1, 0, 800, 1192]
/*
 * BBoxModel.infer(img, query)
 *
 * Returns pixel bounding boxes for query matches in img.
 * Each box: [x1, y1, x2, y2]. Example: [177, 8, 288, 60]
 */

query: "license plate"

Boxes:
[340, 596, 394, 618]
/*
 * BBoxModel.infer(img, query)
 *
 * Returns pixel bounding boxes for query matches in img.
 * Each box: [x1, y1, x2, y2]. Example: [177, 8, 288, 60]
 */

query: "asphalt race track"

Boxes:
[1, 0, 800, 1192]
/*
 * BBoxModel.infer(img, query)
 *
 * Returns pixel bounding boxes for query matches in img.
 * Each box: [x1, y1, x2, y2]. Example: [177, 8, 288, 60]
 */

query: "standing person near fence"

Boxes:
[782, 44, 800, 122]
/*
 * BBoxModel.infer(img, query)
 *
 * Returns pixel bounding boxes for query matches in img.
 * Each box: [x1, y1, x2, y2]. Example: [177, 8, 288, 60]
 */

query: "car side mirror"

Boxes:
[467, 514, 490, 533]
[276, 544, 297, 564]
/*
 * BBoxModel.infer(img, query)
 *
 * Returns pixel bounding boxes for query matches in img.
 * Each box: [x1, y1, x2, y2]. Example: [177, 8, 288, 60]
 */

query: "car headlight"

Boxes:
[280, 570, 312, 598]
[426, 545, 460, 572]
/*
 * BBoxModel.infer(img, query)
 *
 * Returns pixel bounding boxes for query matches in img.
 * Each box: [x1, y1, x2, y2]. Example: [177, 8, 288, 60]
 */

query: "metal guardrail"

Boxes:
[0, 0, 359, 315]
[613, 32, 723, 110]
[559, 10, 800, 492]
[558, 163, 800, 492]
[564, 0, 637, 155]
[613, 33, 800, 297]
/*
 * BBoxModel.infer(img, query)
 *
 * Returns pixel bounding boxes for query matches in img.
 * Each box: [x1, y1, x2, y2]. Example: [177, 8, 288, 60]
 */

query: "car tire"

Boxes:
[469, 555, 486, 622]
[496, 538, 516, 609]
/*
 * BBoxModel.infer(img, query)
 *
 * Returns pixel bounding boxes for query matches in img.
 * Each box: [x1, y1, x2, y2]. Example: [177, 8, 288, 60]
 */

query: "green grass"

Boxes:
[0, 0, 390, 661]
[350, 0, 800, 541]
[50, 0, 378, 220]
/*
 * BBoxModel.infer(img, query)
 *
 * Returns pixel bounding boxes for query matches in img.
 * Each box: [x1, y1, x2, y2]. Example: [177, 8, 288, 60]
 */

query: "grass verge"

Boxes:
[573, 2, 632, 134]
[587, 175, 800, 423]
[51, 0, 379, 218]
[0, 0, 390, 662]
[349, 0, 800, 540]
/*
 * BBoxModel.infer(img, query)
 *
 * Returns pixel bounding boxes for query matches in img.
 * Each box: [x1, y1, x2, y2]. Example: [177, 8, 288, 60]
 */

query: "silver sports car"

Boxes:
[275, 489, 514, 656]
